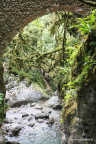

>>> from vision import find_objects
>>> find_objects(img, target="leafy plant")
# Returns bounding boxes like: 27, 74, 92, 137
0, 93, 5, 122
74, 9, 96, 35
0, 93, 4, 105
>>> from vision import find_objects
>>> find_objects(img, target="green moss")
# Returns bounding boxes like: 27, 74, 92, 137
62, 99, 77, 125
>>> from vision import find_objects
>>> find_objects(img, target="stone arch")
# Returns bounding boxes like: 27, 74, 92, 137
0, 0, 90, 56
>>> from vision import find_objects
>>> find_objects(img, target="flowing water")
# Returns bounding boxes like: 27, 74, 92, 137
2, 78, 64, 144
3, 102, 62, 144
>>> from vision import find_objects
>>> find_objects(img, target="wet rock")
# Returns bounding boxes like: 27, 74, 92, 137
53, 104, 62, 110
22, 113, 29, 118
28, 122, 35, 127
42, 109, 52, 114
11, 126, 22, 136
30, 103, 36, 107
45, 96, 62, 110
5, 141, 20, 144
6, 81, 18, 90
37, 119, 44, 123
35, 104, 43, 110
47, 117, 55, 125
28, 117, 33, 121
48, 110, 52, 114
35, 113, 49, 120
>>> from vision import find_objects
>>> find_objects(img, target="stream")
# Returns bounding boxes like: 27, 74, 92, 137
1, 75, 65, 144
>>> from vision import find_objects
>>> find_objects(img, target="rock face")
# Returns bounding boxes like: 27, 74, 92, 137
78, 75, 96, 140
77, 31, 96, 140
64, 30, 96, 144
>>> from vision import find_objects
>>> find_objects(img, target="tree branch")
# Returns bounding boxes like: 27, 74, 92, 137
79, 0, 96, 7
36, 48, 62, 61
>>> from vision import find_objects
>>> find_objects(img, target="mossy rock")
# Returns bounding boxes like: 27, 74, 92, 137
62, 99, 77, 126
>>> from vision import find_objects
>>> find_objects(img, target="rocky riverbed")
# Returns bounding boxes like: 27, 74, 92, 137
1, 75, 65, 144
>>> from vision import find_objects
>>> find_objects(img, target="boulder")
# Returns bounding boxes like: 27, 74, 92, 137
35, 112, 49, 120
22, 113, 29, 118
9, 125, 22, 137
35, 104, 43, 110
47, 117, 55, 125
28, 122, 35, 127
45, 96, 62, 110
6, 82, 49, 107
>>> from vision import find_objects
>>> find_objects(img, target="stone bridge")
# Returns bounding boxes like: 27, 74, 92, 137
0, 0, 96, 143
0, 0, 92, 56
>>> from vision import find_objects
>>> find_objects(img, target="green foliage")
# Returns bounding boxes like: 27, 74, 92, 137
0, 93, 4, 105
0, 93, 5, 123
4, 14, 59, 90
55, 10, 96, 105
74, 9, 96, 35
69, 10, 96, 89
